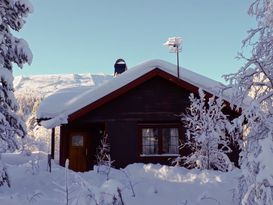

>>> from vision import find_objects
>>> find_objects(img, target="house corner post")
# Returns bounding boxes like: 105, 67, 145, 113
51, 127, 55, 159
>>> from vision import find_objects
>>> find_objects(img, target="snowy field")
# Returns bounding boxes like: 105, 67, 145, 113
0, 152, 239, 205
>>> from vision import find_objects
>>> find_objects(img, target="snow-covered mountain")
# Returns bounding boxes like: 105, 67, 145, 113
14, 73, 113, 97
14, 73, 113, 153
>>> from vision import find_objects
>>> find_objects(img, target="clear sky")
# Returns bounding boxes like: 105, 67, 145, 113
14, 0, 255, 83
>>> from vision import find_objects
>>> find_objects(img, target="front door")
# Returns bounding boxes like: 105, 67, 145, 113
68, 132, 88, 172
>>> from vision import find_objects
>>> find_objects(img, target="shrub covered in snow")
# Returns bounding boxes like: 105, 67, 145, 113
96, 132, 114, 180
181, 89, 234, 172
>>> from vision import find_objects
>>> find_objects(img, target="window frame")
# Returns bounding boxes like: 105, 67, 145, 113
137, 123, 182, 157
71, 135, 84, 147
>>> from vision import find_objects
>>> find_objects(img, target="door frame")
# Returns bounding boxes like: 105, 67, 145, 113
60, 123, 106, 171
68, 131, 90, 172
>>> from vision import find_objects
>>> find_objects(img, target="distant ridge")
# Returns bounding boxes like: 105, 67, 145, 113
14, 73, 113, 96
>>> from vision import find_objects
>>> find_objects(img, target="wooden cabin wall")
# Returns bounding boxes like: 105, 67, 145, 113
73, 76, 192, 168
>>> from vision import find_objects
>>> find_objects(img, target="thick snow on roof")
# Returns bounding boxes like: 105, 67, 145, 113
37, 59, 228, 128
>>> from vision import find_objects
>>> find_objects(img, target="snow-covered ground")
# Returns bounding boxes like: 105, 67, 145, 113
0, 153, 239, 205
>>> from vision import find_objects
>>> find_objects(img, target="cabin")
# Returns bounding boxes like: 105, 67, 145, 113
37, 59, 239, 172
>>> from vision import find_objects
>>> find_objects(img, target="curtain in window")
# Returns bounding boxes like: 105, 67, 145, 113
142, 128, 158, 154
162, 128, 179, 154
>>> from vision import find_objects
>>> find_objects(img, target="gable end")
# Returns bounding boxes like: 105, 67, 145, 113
69, 68, 205, 122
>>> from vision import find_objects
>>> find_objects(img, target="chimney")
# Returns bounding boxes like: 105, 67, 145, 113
114, 59, 127, 76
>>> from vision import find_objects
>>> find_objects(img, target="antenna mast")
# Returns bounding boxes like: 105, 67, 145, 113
164, 37, 182, 78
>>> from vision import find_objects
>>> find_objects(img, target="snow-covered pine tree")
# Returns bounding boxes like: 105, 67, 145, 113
0, 0, 33, 186
16, 90, 46, 153
223, 0, 273, 204
181, 89, 233, 172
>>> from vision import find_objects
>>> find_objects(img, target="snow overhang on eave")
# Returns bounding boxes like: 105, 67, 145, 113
36, 114, 68, 129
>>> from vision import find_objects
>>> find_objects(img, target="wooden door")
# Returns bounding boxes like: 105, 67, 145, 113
68, 132, 88, 172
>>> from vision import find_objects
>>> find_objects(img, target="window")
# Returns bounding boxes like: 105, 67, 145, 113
71, 135, 84, 147
139, 124, 180, 156
162, 128, 179, 154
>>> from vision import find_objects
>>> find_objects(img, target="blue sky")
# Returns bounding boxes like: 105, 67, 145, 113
14, 0, 255, 83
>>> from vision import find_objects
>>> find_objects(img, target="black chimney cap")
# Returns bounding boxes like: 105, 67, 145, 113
114, 59, 127, 76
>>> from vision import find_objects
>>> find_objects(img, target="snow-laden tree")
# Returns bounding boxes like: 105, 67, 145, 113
235, 103, 273, 205
223, 0, 273, 204
181, 89, 234, 172
16, 90, 48, 153
0, 0, 33, 186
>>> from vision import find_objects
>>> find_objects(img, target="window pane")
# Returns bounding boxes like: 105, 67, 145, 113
72, 135, 83, 147
162, 128, 179, 154
142, 128, 158, 154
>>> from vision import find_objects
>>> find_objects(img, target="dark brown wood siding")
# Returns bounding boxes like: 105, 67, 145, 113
78, 76, 191, 123
106, 121, 138, 168
73, 76, 191, 168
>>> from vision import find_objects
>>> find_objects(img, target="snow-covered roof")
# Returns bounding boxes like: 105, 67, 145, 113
37, 59, 229, 128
